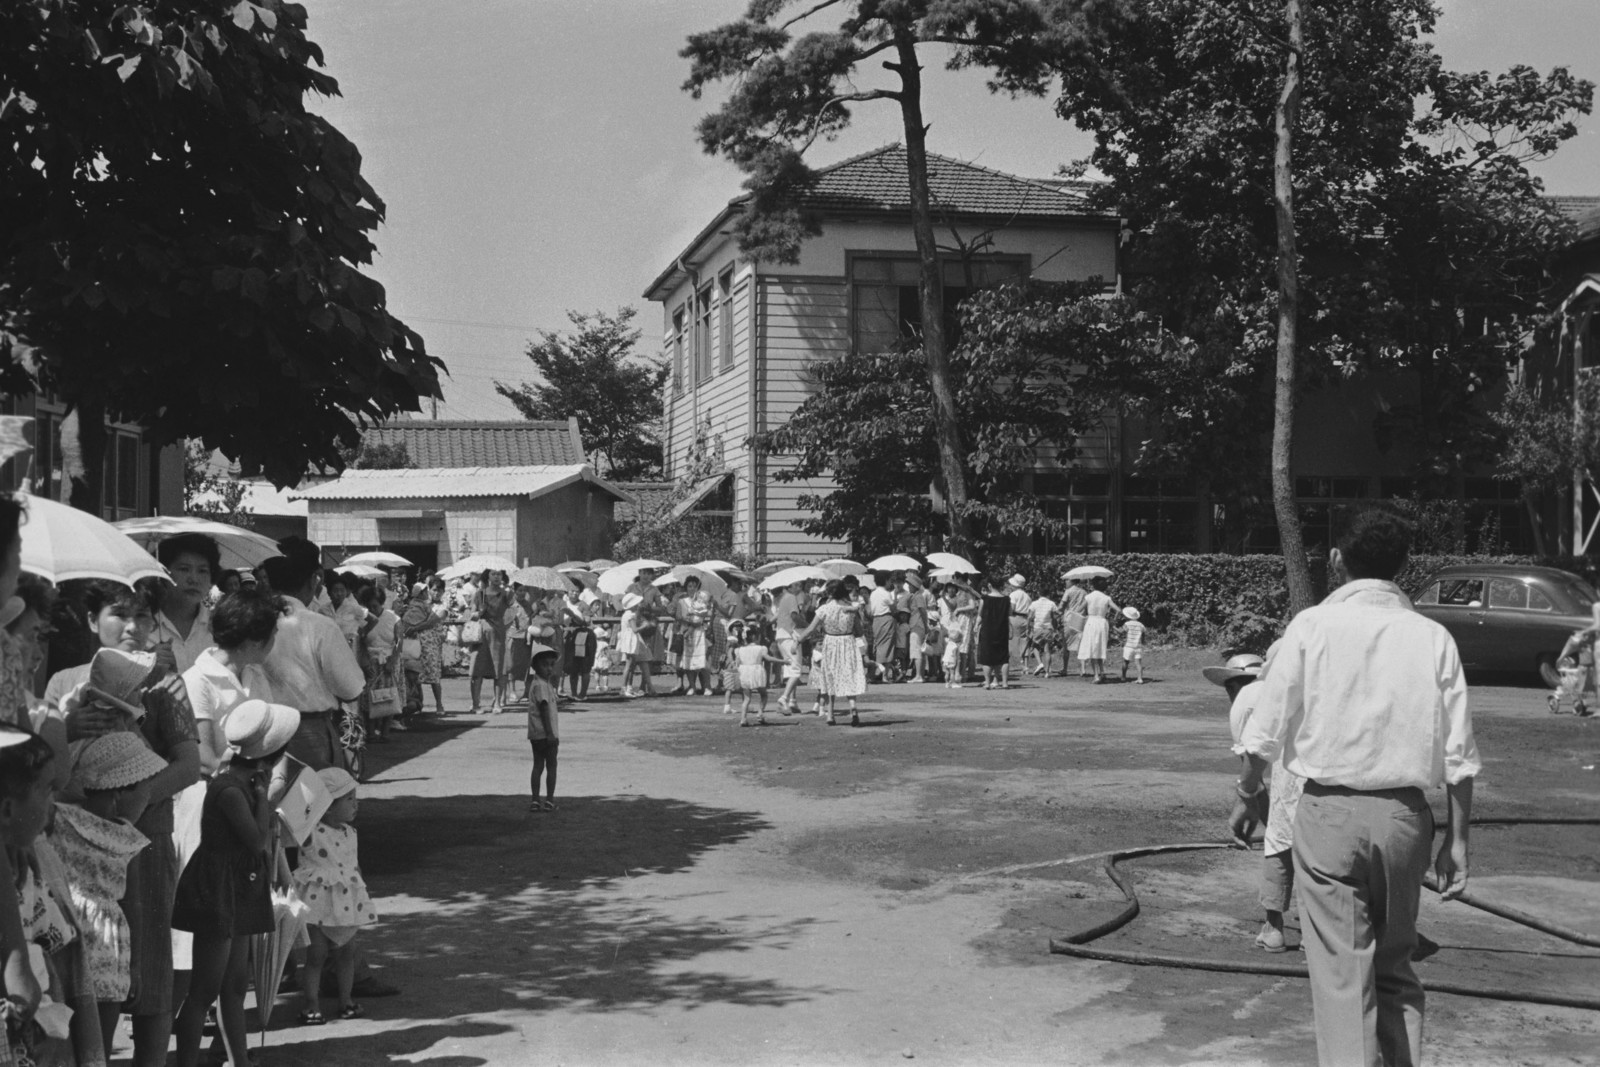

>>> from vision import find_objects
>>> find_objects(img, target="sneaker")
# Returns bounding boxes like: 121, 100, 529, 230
390, 721, 409, 732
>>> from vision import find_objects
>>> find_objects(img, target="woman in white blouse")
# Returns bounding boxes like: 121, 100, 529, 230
182, 588, 284, 773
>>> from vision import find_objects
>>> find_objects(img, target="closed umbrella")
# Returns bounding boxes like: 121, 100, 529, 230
867, 553, 921, 571
1063, 565, 1114, 581
758, 565, 832, 592
252, 849, 308, 1045
597, 558, 671, 597
340, 550, 412, 569
817, 558, 867, 577
654, 564, 728, 598
19, 493, 167, 586
926, 551, 979, 574
511, 566, 577, 593
114, 516, 282, 573
438, 554, 518, 580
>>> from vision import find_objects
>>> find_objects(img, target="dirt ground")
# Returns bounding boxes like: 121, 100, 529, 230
181, 654, 1600, 1067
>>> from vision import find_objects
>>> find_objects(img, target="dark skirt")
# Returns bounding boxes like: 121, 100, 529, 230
171, 847, 272, 940
121, 826, 178, 1014
977, 596, 1011, 667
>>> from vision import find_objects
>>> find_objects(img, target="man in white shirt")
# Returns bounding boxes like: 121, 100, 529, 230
1006, 574, 1032, 672
1233, 508, 1480, 1067
261, 537, 365, 770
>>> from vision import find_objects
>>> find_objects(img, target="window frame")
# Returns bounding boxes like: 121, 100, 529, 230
717, 269, 735, 372
845, 250, 1031, 357
693, 284, 714, 385
671, 307, 686, 394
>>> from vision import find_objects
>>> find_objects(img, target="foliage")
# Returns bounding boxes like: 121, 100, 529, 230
1492, 368, 1600, 494
494, 307, 667, 481
762, 282, 1138, 557
613, 515, 735, 568
182, 441, 253, 528
682, 0, 1107, 550
0, 0, 442, 499
1053, 0, 1592, 526
351, 440, 411, 470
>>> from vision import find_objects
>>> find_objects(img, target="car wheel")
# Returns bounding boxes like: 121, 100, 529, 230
1538, 654, 1562, 689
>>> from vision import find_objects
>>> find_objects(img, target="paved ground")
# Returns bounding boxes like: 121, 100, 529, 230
170, 657, 1600, 1066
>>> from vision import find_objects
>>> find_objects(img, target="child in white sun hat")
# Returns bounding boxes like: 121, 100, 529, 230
1119, 607, 1147, 684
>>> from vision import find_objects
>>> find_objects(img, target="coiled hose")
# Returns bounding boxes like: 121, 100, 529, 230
1047, 818, 1600, 1011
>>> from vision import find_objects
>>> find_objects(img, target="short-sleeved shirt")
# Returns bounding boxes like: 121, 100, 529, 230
1122, 620, 1146, 649
262, 600, 365, 712
183, 648, 273, 762
868, 588, 895, 618
1008, 588, 1032, 616
528, 677, 560, 740
1028, 597, 1058, 630
153, 605, 213, 674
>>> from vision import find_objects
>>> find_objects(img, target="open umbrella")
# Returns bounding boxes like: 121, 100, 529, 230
114, 516, 283, 573
438, 554, 518, 580
511, 566, 577, 593
692, 559, 739, 573
557, 566, 599, 590
926, 551, 979, 574
19, 494, 168, 586
554, 560, 592, 572
336, 563, 385, 579
597, 558, 671, 597
929, 568, 977, 595
588, 558, 620, 571
1063, 565, 1114, 581
340, 550, 412, 569
867, 553, 921, 572
751, 560, 803, 578
654, 564, 728, 598
817, 558, 867, 577
758, 564, 832, 592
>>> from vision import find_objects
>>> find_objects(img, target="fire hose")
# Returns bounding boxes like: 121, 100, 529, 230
1047, 818, 1600, 1011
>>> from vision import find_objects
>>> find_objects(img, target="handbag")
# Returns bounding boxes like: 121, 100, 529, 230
369, 684, 399, 713
400, 637, 423, 660
669, 632, 685, 655
460, 619, 484, 646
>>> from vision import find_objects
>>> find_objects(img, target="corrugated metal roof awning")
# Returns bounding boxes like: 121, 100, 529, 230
666, 472, 732, 521
291, 465, 634, 504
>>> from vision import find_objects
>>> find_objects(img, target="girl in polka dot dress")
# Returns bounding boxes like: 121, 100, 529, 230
295, 768, 377, 1025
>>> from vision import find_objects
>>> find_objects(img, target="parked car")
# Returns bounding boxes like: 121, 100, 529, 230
1411, 564, 1597, 685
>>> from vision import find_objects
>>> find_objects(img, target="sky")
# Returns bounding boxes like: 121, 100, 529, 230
305, 0, 1600, 421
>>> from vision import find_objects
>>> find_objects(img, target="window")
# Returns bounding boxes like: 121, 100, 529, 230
1429, 578, 1484, 607
849, 255, 1026, 355
1528, 585, 1555, 612
671, 308, 685, 393
717, 271, 735, 371
1486, 578, 1526, 610
98, 429, 142, 520
1122, 476, 1197, 553
693, 286, 713, 384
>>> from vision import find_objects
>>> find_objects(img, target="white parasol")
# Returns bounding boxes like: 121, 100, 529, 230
597, 558, 671, 597
588, 558, 620, 571
336, 563, 385, 579
114, 516, 283, 573
438, 554, 518, 580
1063, 565, 1114, 581
867, 554, 921, 572
750, 560, 803, 578
817, 558, 867, 577
339, 550, 413, 569
758, 564, 832, 592
653, 564, 729, 598
926, 551, 979, 574
511, 566, 577, 593
692, 559, 740, 573
20, 494, 168, 586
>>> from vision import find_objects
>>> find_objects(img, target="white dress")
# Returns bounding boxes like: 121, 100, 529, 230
1078, 590, 1116, 661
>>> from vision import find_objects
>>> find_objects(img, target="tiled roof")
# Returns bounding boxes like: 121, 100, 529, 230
362, 419, 585, 468
291, 465, 631, 503
1550, 195, 1600, 243
614, 481, 677, 524
793, 144, 1106, 218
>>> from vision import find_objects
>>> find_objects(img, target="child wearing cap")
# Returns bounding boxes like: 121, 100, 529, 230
719, 620, 746, 716
50, 732, 166, 1058
171, 700, 299, 1067
294, 768, 375, 1025
527, 645, 561, 812
1118, 607, 1147, 684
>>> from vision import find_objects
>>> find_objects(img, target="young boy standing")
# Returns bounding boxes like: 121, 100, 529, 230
526, 645, 561, 812
1119, 607, 1147, 684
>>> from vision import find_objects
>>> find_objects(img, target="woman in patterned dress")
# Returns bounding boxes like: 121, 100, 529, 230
794, 580, 866, 726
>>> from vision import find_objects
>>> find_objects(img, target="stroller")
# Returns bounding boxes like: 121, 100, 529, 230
1548, 629, 1597, 717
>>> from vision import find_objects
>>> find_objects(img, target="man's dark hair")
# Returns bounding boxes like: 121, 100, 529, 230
1335, 507, 1414, 581
274, 536, 322, 592
211, 589, 287, 648
0, 726, 54, 801
157, 532, 221, 577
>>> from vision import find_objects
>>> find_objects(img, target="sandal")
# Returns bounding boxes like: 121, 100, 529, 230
299, 1009, 326, 1026
850, 713, 860, 727
528, 801, 543, 812
542, 799, 559, 811
338, 1003, 365, 1020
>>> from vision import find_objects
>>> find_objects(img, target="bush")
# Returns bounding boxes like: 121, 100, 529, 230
613, 515, 735, 566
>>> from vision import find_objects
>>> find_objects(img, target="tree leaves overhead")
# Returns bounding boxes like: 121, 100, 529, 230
494, 307, 668, 482
0, 0, 441, 488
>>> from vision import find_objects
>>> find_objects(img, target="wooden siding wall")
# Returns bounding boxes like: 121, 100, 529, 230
757, 276, 849, 558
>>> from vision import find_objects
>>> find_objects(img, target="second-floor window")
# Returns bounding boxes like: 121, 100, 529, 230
672, 308, 686, 393
717, 270, 735, 371
693, 285, 713, 384
850, 255, 1027, 356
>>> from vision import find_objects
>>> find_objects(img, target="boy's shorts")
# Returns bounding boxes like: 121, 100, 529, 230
530, 738, 560, 757
1122, 647, 1142, 662
780, 638, 803, 680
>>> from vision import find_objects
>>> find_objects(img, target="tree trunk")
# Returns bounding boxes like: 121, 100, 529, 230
894, 32, 974, 557
64, 395, 108, 515
1271, 0, 1314, 616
